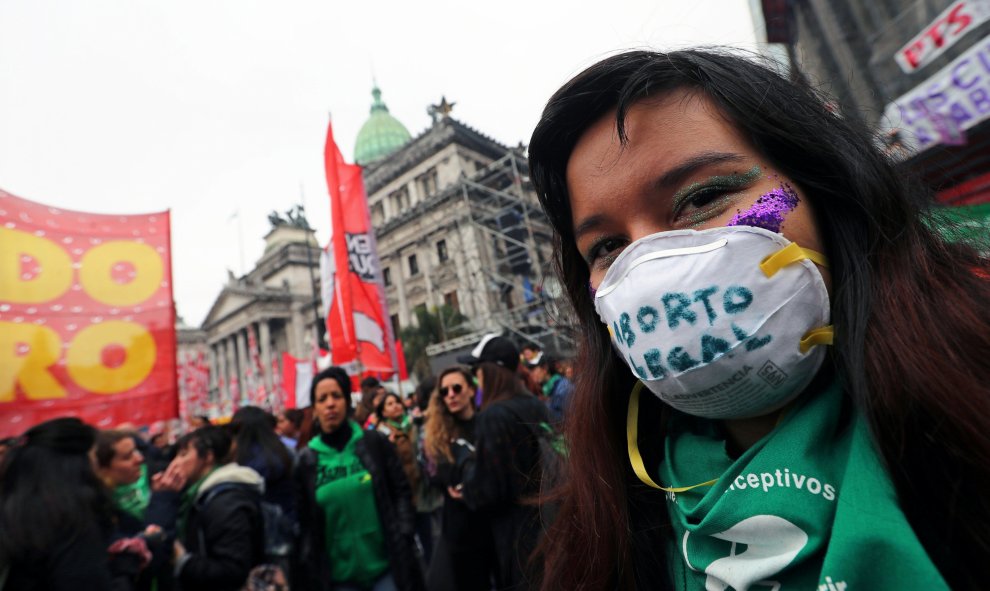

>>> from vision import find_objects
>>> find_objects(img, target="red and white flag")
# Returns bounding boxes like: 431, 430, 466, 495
321, 121, 399, 377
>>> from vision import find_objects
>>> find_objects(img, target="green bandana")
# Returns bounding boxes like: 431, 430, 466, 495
542, 374, 562, 398
386, 415, 411, 432
113, 463, 151, 521
631, 381, 948, 590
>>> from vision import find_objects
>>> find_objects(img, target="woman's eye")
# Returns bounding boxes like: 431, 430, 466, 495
586, 237, 626, 267
687, 188, 723, 209
673, 186, 736, 225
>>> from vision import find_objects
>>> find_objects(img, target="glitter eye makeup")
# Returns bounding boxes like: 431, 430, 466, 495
670, 165, 762, 217
727, 183, 800, 233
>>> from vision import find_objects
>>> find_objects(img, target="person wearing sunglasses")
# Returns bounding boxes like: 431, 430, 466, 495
422, 365, 494, 591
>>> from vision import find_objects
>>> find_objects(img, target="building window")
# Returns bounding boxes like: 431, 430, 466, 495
444, 290, 459, 313
436, 239, 448, 263
382, 267, 391, 287
408, 254, 419, 276
389, 186, 411, 214
391, 314, 400, 337
416, 168, 438, 198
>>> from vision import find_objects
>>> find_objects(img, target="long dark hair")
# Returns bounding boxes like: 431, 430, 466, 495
230, 406, 293, 478
477, 361, 530, 410
528, 49, 990, 590
375, 392, 406, 423
0, 418, 112, 563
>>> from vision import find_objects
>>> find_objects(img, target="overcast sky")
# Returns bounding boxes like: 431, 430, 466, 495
0, 1, 761, 325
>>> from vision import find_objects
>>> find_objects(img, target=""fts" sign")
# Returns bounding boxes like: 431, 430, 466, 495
895, 0, 990, 73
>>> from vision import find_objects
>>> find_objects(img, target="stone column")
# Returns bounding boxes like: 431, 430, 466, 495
382, 194, 393, 220
207, 345, 219, 405
394, 252, 411, 327
259, 319, 274, 394
290, 308, 306, 358
422, 240, 437, 310
452, 230, 476, 319
236, 329, 249, 404
217, 337, 231, 405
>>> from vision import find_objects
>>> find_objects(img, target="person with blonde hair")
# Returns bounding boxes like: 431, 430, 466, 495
422, 365, 494, 590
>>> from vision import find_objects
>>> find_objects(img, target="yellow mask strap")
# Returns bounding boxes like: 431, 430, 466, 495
626, 381, 718, 493
760, 242, 828, 278
800, 325, 834, 353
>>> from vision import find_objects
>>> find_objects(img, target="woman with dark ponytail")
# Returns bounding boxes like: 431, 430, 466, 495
528, 49, 990, 590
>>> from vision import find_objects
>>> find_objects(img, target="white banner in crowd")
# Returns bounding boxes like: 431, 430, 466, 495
883, 37, 990, 156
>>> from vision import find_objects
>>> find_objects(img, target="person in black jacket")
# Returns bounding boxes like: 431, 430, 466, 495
294, 366, 424, 591
0, 418, 151, 591
454, 334, 552, 591
167, 425, 264, 591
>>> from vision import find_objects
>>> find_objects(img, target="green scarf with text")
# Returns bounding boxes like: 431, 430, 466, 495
654, 381, 947, 590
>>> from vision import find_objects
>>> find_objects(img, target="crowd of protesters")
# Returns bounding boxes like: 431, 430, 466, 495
0, 333, 572, 591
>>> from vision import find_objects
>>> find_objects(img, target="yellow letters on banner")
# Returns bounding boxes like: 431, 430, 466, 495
66, 321, 157, 394
80, 241, 163, 307
0, 227, 73, 304
0, 226, 165, 400
1, 320, 157, 401
0, 323, 67, 401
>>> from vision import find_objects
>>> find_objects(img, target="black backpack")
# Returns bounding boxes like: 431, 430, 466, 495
198, 484, 297, 573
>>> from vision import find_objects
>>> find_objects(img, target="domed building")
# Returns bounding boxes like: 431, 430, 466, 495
353, 85, 412, 166
357, 93, 574, 371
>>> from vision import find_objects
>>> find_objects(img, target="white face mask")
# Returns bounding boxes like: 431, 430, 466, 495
593, 226, 832, 420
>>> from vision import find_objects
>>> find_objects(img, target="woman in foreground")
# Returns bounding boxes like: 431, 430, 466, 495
528, 49, 990, 590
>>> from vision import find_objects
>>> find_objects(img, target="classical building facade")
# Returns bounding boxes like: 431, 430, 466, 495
356, 91, 573, 365
193, 88, 575, 411
200, 213, 323, 407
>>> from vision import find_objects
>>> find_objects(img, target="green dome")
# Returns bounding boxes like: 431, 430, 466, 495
353, 85, 412, 165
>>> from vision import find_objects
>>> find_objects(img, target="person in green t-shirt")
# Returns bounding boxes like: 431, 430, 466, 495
294, 366, 424, 591
524, 49, 990, 591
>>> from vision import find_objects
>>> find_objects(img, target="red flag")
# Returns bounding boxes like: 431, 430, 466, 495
396, 339, 409, 381
322, 121, 399, 376
282, 352, 297, 409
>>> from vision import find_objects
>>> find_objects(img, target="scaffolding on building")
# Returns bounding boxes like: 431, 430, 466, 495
425, 148, 577, 362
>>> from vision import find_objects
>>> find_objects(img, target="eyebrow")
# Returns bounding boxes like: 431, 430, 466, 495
656, 151, 746, 191
572, 151, 745, 242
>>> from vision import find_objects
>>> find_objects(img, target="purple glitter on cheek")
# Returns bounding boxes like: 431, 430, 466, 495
588, 282, 597, 298
727, 183, 800, 233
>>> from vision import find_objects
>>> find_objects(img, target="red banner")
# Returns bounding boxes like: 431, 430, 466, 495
0, 189, 177, 436
321, 121, 399, 376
